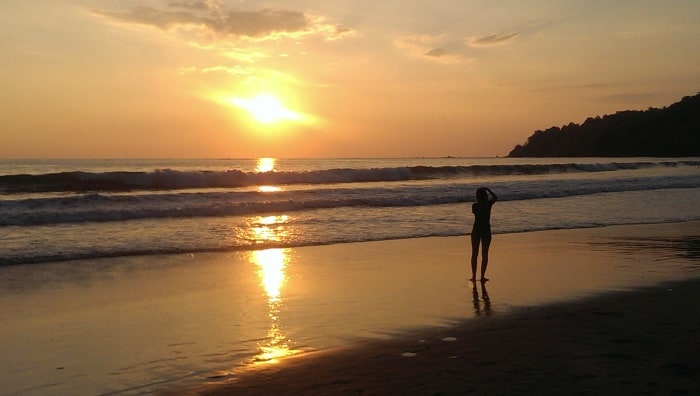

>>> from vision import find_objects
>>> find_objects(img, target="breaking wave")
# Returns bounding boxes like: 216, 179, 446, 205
1, 160, 697, 193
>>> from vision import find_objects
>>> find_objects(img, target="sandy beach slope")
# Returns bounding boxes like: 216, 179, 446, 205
2, 222, 698, 395
182, 222, 700, 396
191, 279, 700, 396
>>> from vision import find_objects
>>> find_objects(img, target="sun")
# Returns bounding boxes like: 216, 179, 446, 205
229, 94, 302, 124
214, 90, 318, 127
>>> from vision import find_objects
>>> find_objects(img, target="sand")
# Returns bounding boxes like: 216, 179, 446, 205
190, 279, 700, 396
182, 222, 700, 396
1, 222, 699, 395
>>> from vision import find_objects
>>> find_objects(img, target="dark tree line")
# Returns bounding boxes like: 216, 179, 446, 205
508, 93, 700, 157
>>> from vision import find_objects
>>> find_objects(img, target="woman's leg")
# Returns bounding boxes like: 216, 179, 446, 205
470, 233, 480, 280
480, 235, 492, 281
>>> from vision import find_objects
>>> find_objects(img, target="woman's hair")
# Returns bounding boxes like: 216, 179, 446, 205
476, 187, 488, 204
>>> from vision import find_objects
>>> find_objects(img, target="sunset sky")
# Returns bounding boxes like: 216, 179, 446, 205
1, 0, 698, 159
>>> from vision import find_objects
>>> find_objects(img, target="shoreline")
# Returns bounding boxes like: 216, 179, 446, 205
3, 218, 697, 269
1, 221, 698, 395
189, 277, 700, 395
180, 221, 700, 395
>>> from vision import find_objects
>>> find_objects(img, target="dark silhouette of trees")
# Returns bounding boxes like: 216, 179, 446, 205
508, 93, 700, 157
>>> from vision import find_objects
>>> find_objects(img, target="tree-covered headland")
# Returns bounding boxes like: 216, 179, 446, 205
508, 93, 700, 157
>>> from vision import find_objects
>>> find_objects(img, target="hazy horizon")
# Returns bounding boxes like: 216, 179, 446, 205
2, 1, 699, 159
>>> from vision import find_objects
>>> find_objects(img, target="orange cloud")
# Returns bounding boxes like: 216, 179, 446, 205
394, 34, 471, 64
467, 32, 518, 47
93, 2, 353, 43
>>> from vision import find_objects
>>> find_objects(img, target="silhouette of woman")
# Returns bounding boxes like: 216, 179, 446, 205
470, 187, 497, 281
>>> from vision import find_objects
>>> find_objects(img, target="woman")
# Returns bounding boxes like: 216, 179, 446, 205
471, 187, 497, 281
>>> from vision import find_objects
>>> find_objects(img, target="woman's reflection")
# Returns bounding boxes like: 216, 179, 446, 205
472, 281, 492, 317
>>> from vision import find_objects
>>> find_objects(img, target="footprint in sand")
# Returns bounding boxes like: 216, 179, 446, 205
442, 337, 457, 342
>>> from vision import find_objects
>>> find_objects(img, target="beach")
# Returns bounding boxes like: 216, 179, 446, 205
4, 221, 698, 395
192, 278, 700, 396
186, 222, 700, 396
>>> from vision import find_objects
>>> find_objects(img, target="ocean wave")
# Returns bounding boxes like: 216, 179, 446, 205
2, 184, 699, 266
1, 160, 697, 193
1, 173, 698, 226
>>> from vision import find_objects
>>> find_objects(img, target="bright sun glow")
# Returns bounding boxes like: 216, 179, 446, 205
256, 157, 276, 173
230, 95, 302, 124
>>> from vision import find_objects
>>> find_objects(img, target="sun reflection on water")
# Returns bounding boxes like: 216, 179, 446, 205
247, 215, 290, 244
258, 185, 282, 192
251, 248, 295, 363
256, 157, 276, 173
254, 249, 286, 301
244, 197, 297, 363
255, 157, 282, 193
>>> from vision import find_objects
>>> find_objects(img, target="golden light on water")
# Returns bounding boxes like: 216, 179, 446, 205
258, 185, 282, 192
253, 249, 287, 301
256, 157, 276, 173
246, 211, 296, 364
248, 215, 290, 243
257, 323, 292, 364
258, 215, 287, 225
250, 248, 295, 363
255, 158, 282, 192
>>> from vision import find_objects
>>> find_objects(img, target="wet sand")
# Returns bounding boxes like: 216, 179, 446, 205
185, 222, 700, 396
191, 278, 700, 396
1, 222, 698, 395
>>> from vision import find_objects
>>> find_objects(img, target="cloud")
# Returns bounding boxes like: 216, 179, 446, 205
166, 1, 219, 11
424, 48, 449, 58
93, 2, 353, 43
396, 29, 521, 64
178, 65, 251, 76
395, 34, 471, 64
467, 33, 518, 47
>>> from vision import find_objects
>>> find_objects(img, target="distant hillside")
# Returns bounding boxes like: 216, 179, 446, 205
507, 93, 700, 157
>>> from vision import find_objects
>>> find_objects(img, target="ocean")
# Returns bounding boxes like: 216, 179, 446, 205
1, 157, 699, 266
